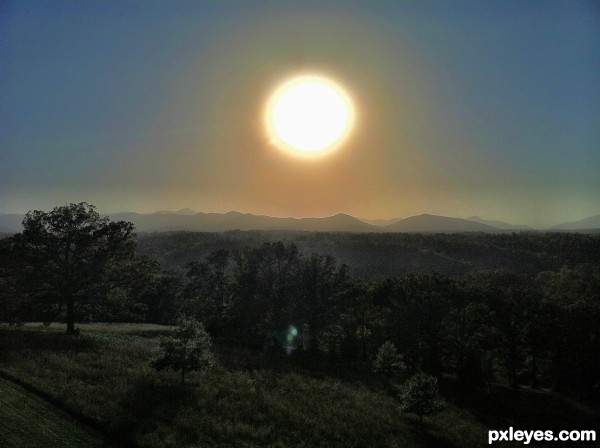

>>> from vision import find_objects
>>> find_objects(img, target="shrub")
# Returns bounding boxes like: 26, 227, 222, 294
398, 373, 443, 426
152, 316, 214, 384
373, 341, 406, 375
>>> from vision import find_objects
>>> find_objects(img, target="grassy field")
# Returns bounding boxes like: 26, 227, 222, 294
0, 323, 598, 447
0, 377, 102, 448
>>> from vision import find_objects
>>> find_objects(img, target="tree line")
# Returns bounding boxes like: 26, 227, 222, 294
135, 227, 600, 278
1, 203, 599, 398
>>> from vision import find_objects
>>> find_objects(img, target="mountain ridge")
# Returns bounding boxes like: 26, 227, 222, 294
1, 210, 599, 233
384, 214, 498, 233
468, 216, 532, 230
550, 214, 600, 230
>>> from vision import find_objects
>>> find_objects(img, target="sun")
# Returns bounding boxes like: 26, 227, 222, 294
266, 75, 355, 158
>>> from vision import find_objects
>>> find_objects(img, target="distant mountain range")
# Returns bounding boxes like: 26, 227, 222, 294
107, 211, 377, 233
360, 217, 403, 227
1, 210, 599, 234
154, 208, 197, 215
550, 214, 600, 230
467, 216, 532, 230
385, 214, 498, 233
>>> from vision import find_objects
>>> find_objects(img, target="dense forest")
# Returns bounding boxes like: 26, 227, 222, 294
2, 204, 599, 401
137, 229, 600, 278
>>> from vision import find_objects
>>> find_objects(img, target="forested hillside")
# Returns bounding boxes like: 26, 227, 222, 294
137, 231, 600, 278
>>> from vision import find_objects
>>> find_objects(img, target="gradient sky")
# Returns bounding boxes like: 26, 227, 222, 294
1, 1, 599, 226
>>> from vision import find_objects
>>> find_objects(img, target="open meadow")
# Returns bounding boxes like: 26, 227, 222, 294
1, 323, 598, 448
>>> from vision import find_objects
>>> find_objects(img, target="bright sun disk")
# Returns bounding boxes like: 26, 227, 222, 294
266, 75, 354, 157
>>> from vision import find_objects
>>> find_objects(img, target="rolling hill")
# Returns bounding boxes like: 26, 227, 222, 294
384, 214, 498, 233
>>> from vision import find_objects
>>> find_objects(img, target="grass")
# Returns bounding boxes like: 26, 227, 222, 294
0, 323, 598, 447
0, 377, 102, 448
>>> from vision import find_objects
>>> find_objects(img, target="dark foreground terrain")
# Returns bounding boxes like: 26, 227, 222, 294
2, 214, 599, 448
1, 323, 598, 448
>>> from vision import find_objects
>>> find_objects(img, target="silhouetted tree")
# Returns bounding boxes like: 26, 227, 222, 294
0, 237, 25, 323
229, 242, 301, 345
184, 249, 230, 332
379, 274, 455, 374
336, 279, 383, 361
297, 253, 348, 352
474, 270, 538, 388
116, 256, 183, 324
444, 277, 491, 387
6, 203, 135, 334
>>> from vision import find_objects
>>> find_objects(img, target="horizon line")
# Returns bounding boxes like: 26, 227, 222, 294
2, 207, 600, 229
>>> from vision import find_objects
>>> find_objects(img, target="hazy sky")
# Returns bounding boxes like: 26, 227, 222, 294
1, 1, 599, 226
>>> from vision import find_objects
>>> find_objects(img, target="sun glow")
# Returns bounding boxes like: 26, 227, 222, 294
266, 75, 355, 158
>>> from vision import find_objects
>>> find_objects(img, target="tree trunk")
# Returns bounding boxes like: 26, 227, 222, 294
531, 352, 539, 389
509, 340, 518, 389
66, 299, 75, 335
309, 320, 319, 353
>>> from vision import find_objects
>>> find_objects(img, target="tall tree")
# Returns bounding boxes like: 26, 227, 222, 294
474, 270, 538, 389
297, 253, 348, 352
8, 203, 135, 334
184, 249, 231, 331
380, 274, 455, 374
229, 242, 300, 345
0, 237, 27, 323
537, 265, 600, 394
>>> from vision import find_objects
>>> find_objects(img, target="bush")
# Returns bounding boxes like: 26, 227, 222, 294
152, 316, 214, 384
398, 373, 443, 426
373, 341, 406, 375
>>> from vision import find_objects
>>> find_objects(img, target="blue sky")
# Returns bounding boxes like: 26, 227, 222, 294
1, 1, 598, 226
